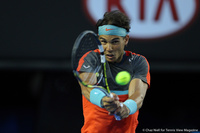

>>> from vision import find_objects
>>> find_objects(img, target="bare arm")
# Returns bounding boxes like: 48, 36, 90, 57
80, 72, 120, 111
128, 78, 148, 110
79, 72, 97, 101
113, 78, 148, 119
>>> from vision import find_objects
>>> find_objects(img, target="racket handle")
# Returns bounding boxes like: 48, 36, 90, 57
114, 114, 121, 121
109, 93, 123, 121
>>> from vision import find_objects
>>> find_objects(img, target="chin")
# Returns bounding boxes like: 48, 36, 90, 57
106, 59, 116, 63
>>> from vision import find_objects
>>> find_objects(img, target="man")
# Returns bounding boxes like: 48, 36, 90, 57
77, 10, 150, 133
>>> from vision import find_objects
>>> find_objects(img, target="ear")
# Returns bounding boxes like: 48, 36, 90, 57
124, 35, 129, 46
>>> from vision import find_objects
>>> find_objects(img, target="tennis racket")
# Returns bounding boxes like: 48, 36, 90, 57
71, 30, 121, 120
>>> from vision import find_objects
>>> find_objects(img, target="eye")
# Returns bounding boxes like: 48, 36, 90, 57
100, 40, 107, 45
111, 40, 119, 44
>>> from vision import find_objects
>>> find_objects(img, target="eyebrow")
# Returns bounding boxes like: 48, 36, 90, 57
99, 37, 120, 41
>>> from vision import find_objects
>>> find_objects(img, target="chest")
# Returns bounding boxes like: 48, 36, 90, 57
105, 58, 135, 91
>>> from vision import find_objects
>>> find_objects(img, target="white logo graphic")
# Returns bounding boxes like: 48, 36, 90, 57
83, 64, 90, 69
83, 0, 199, 40
129, 57, 134, 63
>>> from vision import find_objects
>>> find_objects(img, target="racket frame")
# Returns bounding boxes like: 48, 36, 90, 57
71, 30, 121, 120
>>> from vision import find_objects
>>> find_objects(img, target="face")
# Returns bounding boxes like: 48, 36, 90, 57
99, 35, 129, 63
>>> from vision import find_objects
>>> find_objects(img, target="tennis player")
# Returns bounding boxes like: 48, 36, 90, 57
77, 10, 150, 133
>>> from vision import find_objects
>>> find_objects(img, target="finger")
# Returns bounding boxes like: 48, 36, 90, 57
120, 111, 129, 119
108, 111, 115, 115
104, 104, 118, 112
110, 93, 119, 101
104, 101, 122, 112
114, 107, 121, 116
103, 100, 120, 108
103, 100, 117, 107
102, 96, 115, 103
113, 102, 123, 113
112, 103, 128, 119
118, 105, 130, 119
108, 101, 121, 110
119, 109, 127, 119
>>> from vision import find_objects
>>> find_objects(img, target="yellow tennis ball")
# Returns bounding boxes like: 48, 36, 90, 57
115, 71, 131, 85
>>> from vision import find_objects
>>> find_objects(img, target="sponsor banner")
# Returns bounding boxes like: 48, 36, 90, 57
83, 0, 199, 40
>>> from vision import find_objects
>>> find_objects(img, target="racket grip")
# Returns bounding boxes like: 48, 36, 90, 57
109, 93, 123, 121
114, 114, 121, 121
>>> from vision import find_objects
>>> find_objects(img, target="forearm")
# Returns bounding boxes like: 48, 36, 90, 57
128, 89, 146, 110
127, 78, 148, 110
79, 72, 96, 101
79, 82, 93, 101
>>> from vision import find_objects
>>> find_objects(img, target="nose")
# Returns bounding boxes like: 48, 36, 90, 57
105, 43, 113, 51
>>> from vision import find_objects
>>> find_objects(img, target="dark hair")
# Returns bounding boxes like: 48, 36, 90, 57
96, 10, 131, 32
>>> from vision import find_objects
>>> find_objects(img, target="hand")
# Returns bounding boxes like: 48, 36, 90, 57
110, 103, 130, 120
101, 93, 120, 112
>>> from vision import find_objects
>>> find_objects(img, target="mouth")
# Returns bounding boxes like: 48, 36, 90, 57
106, 54, 115, 59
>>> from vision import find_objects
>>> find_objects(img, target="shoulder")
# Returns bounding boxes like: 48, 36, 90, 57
125, 51, 150, 85
81, 49, 100, 60
125, 51, 149, 63
77, 49, 100, 71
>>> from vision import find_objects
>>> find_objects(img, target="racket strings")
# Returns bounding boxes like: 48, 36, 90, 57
81, 65, 102, 85
75, 34, 104, 86
72, 31, 108, 92
75, 35, 99, 69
